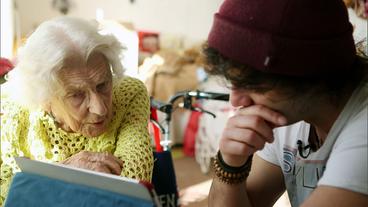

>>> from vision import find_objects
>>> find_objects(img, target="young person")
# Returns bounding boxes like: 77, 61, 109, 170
203, 0, 368, 206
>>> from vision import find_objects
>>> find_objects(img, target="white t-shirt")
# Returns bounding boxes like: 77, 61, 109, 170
257, 81, 368, 207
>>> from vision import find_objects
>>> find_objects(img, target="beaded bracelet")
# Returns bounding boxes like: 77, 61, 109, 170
213, 151, 253, 185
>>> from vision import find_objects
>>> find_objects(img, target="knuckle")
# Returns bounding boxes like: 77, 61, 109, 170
251, 116, 263, 126
219, 137, 228, 147
80, 151, 88, 157
246, 130, 258, 139
238, 144, 249, 155
254, 105, 265, 112
102, 152, 109, 159
233, 109, 242, 116
220, 131, 232, 139
92, 165, 102, 172
259, 142, 266, 150
222, 128, 233, 138
95, 162, 104, 168
228, 115, 238, 124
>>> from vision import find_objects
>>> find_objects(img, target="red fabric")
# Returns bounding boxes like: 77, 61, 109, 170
138, 31, 160, 53
183, 111, 202, 157
0, 58, 14, 76
150, 108, 163, 152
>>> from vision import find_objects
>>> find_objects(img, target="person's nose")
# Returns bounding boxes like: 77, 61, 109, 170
88, 92, 107, 116
230, 89, 253, 107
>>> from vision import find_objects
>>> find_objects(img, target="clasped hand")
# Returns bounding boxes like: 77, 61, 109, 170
61, 151, 124, 175
220, 105, 287, 167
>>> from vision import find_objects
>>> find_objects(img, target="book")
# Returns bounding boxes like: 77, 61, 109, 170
14, 157, 161, 206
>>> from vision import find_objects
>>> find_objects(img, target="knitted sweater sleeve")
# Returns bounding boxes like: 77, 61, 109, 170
113, 78, 154, 182
0, 99, 30, 206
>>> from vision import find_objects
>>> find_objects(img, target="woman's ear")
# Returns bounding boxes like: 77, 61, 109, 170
42, 101, 59, 124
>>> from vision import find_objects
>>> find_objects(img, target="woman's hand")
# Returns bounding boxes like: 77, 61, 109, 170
61, 151, 124, 175
219, 105, 287, 167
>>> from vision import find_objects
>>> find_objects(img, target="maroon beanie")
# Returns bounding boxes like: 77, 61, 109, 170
208, 0, 356, 76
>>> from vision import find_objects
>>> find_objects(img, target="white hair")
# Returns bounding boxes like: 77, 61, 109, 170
5, 16, 125, 110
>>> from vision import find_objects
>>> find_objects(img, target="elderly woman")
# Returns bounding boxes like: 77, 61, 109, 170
0, 17, 153, 204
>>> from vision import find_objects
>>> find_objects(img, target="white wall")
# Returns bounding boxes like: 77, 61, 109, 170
1, 0, 15, 58
15, 0, 223, 41
15, 0, 60, 37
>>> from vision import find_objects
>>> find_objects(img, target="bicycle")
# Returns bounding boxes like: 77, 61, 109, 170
149, 90, 229, 207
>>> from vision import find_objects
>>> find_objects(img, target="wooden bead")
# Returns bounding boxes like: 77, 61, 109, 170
212, 152, 252, 185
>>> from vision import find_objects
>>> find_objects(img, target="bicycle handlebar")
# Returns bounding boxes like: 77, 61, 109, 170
150, 90, 229, 150
151, 90, 229, 117
168, 90, 229, 104
150, 98, 173, 114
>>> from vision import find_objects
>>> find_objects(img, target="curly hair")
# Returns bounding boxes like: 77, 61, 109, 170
202, 43, 367, 102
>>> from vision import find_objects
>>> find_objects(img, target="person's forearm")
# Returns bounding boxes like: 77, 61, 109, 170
209, 178, 253, 207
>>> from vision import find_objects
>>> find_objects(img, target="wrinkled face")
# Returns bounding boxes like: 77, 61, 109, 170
49, 53, 113, 137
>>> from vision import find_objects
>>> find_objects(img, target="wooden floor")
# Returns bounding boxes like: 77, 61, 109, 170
173, 154, 212, 207
172, 147, 291, 207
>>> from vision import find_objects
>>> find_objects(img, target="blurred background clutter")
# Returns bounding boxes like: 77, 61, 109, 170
1, 0, 367, 206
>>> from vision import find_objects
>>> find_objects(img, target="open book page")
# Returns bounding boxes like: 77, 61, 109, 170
14, 157, 160, 205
